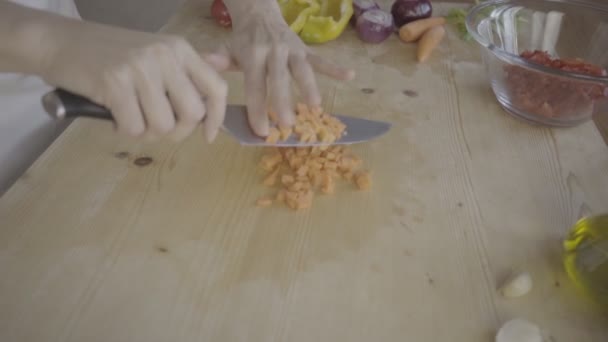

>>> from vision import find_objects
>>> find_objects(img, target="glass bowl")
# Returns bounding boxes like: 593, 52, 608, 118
466, 0, 608, 127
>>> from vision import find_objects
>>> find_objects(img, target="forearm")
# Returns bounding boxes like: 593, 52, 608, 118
0, 2, 74, 75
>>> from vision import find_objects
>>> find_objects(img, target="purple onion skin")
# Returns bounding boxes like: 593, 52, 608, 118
356, 9, 394, 44
351, 0, 380, 26
391, 0, 432, 28
354, 0, 380, 17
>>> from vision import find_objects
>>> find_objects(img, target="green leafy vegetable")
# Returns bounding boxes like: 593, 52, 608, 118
447, 8, 471, 41
446, 0, 491, 41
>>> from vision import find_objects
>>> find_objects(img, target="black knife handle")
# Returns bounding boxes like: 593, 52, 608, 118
42, 88, 114, 121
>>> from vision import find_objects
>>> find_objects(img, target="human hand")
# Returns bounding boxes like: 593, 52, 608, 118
40, 19, 228, 142
208, 0, 355, 137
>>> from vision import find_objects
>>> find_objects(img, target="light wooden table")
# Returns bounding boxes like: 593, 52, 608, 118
1, 1, 607, 341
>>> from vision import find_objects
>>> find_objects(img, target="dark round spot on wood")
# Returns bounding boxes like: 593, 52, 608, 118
457, 202, 463, 207
156, 246, 168, 253
114, 151, 130, 159
554, 280, 560, 288
402, 89, 419, 97
134, 157, 153, 167
361, 88, 375, 94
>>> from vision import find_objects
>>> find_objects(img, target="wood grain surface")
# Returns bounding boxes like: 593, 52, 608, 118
0, 1, 607, 342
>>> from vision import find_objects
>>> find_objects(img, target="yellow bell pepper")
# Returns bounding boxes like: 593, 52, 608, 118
299, 0, 353, 44
278, 0, 353, 44
278, 0, 320, 34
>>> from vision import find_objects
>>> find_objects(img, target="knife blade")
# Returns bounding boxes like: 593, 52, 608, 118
42, 88, 391, 147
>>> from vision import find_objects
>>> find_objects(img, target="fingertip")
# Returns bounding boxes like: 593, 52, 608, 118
278, 110, 296, 128
250, 118, 270, 137
254, 125, 269, 138
120, 121, 146, 138
205, 130, 217, 143
142, 131, 160, 143
202, 120, 219, 143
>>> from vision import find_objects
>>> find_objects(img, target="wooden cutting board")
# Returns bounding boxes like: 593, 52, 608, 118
1, 1, 607, 341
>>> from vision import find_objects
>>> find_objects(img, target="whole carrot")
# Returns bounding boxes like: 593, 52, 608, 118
399, 16, 446, 43
417, 25, 445, 63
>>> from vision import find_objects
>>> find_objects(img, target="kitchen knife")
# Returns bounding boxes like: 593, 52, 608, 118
41, 88, 391, 147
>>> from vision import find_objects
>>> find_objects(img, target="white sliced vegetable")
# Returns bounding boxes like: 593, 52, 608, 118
502, 6, 523, 54
496, 319, 542, 342
542, 11, 564, 57
498, 271, 533, 298
530, 11, 546, 51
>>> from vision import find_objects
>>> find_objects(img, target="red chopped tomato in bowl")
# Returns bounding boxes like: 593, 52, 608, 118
504, 50, 608, 120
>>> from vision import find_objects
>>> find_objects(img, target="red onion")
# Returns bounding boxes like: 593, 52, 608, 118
391, 0, 432, 28
356, 9, 394, 44
354, 0, 380, 18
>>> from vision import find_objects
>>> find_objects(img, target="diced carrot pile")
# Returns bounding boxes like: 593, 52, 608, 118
256, 103, 371, 210
265, 103, 347, 145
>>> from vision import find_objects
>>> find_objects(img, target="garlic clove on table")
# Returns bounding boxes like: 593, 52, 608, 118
498, 271, 533, 298
496, 318, 543, 342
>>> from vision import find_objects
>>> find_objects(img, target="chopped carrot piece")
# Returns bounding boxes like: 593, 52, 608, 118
343, 172, 354, 182
256, 104, 371, 210
294, 124, 306, 135
263, 168, 280, 187
296, 103, 309, 115
256, 197, 273, 207
285, 191, 299, 210
311, 105, 323, 116
355, 171, 371, 190
268, 110, 278, 124
321, 174, 335, 194
290, 182, 304, 192
324, 161, 338, 171
276, 190, 287, 202
296, 148, 309, 157
284, 148, 295, 159
266, 127, 280, 144
338, 156, 356, 172
295, 190, 314, 209
279, 126, 293, 141
329, 146, 343, 154
289, 156, 304, 170
309, 160, 323, 170
296, 165, 309, 177
281, 174, 295, 185
259, 153, 282, 171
